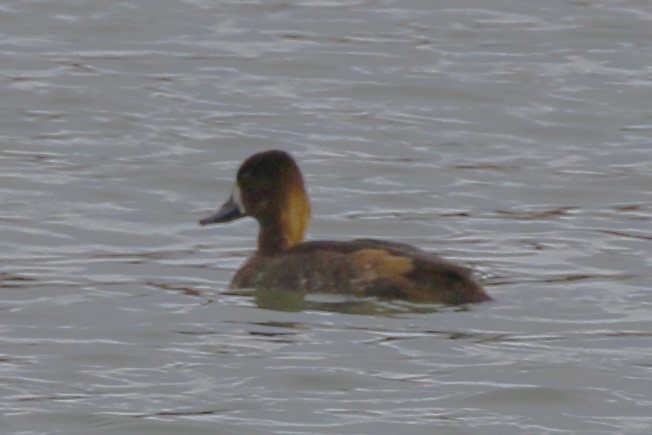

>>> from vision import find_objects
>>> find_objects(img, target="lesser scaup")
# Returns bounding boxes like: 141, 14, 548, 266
200, 150, 491, 305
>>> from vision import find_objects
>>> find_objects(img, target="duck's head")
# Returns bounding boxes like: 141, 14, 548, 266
199, 150, 311, 254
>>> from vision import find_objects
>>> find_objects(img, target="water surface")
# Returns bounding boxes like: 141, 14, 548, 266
1, 0, 651, 434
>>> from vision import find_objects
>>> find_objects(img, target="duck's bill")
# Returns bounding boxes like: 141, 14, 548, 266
199, 195, 245, 225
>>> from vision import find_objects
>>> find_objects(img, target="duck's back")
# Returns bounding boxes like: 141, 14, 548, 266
231, 238, 490, 305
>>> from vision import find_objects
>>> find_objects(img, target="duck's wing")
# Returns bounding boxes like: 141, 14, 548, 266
288, 238, 432, 258
273, 239, 490, 304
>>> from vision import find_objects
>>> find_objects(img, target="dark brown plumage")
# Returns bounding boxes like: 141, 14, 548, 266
200, 150, 491, 305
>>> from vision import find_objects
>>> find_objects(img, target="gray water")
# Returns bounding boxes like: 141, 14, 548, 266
1, 0, 652, 434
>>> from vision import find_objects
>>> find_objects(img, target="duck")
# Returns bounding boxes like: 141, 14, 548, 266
199, 150, 491, 305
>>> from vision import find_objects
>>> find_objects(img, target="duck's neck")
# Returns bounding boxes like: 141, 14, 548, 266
257, 187, 310, 256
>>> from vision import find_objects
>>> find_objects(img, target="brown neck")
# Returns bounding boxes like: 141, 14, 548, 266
256, 187, 310, 256
257, 222, 293, 255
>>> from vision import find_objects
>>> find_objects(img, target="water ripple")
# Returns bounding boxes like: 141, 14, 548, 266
2, 0, 652, 433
